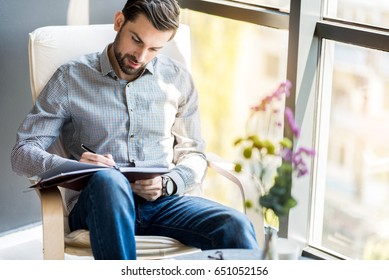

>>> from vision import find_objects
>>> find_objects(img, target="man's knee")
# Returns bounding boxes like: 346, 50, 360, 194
88, 169, 132, 201
91, 169, 128, 185
217, 210, 259, 249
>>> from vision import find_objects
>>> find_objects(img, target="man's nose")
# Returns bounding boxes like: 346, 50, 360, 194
134, 47, 147, 63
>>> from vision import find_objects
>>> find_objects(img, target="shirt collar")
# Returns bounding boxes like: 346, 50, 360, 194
100, 45, 115, 78
100, 44, 155, 80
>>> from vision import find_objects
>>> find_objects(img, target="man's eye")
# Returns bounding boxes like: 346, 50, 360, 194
132, 37, 141, 44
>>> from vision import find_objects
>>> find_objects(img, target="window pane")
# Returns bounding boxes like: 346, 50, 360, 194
315, 41, 389, 259
180, 10, 288, 208
232, 0, 289, 11
326, 0, 389, 29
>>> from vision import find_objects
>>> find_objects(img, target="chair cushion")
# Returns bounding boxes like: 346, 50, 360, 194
64, 229, 200, 259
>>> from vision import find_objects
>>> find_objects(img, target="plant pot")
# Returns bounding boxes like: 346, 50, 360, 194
262, 227, 301, 260
277, 237, 301, 260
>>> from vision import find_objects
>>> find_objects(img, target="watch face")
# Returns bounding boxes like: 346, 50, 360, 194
166, 179, 174, 195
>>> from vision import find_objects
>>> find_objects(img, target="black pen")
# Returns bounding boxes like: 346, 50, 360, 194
81, 144, 119, 170
81, 143, 96, 154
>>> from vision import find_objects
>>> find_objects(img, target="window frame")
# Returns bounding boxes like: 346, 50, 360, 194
179, 0, 389, 260
179, 0, 289, 29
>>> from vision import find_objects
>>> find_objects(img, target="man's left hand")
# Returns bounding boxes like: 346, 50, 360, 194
131, 176, 163, 201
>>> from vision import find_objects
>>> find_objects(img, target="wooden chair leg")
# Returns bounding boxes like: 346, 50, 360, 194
37, 187, 65, 260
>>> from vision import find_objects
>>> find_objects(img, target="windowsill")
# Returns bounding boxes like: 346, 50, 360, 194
302, 247, 344, 260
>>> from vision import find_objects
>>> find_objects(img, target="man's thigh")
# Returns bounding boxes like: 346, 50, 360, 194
136, 195, 249, 249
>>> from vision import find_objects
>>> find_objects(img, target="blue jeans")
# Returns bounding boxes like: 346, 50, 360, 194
69, 169, 259, 260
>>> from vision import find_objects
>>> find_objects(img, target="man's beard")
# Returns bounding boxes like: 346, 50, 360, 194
114, 49, 145, 77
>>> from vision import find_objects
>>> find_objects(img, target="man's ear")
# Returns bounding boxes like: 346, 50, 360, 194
113, 11, 125, 31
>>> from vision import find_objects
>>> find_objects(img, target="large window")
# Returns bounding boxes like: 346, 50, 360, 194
180, 0, 389, 260
312, 42, 389, 259
180, 9, 288, 209
326, 0, 389, 29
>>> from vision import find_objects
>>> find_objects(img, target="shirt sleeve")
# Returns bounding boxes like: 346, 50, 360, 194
10, 66, 71, 179
168, 70, 208, 195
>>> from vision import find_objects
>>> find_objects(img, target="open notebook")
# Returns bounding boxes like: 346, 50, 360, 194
30, 160, 169, 191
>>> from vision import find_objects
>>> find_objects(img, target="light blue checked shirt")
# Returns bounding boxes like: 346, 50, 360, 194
11, 45, 207, 209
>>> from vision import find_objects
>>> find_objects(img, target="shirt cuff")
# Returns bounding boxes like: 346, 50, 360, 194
165, 171, 186, 195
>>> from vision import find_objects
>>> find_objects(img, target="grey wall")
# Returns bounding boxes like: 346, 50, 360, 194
0, 0, 123, 235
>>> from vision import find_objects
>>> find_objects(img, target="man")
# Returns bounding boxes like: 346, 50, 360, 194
11, 0, 258, 259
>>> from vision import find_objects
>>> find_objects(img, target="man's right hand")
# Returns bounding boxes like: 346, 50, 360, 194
80, 152, 117, 167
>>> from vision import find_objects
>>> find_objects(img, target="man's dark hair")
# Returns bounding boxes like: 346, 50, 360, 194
122, 0, 180, 37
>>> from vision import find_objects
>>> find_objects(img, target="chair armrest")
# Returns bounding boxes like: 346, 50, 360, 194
206, 152, 265, 247
206, 152, 248, 213
36, 187, 65, 259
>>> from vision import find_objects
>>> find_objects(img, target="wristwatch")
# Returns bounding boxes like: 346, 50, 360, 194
161, 176, 176, 196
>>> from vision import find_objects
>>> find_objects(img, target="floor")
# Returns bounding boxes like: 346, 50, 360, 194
0, 224, 91, 260
0, 224, 43, 260
0, 225, 307, 261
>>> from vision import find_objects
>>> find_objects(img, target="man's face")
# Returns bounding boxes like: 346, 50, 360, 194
112, 13, 174, 79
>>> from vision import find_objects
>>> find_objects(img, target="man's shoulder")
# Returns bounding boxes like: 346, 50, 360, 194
67, 52, 100, 67
154, 54, 190, 73
57, 52, 102, 74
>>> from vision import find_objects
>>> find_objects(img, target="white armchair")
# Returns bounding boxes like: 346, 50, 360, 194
28, 24, 263, 260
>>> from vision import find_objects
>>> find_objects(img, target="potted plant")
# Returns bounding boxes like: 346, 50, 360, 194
234, 81, 315, 259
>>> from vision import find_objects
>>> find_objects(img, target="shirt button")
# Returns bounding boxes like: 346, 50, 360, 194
130, 134, 134, 138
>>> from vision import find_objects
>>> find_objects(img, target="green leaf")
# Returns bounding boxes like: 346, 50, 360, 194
269, 185, 287, 196
285, 198, 297, 209
273, 204, 287, 216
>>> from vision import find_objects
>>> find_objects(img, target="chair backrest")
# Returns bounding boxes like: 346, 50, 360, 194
28, 24, 192, 102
